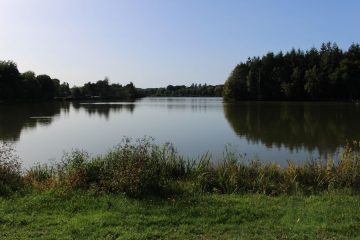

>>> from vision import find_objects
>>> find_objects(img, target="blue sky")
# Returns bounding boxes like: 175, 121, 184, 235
1, 0, 359, 87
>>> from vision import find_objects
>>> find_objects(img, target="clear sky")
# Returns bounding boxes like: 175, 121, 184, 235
1, 0, 359, 88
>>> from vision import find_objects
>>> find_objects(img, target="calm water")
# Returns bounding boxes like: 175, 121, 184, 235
1, 97, 360, 167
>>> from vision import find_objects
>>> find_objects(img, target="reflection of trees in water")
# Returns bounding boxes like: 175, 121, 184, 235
0, 102, 69, 141
71, 102, 135, 118
223, 102, 360, 153
0, 101, 135, 141
143, 97, 222, 112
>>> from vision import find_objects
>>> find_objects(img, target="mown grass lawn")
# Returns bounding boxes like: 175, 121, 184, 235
1, 191, 360, 239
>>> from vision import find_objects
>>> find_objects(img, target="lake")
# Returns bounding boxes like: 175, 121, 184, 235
1, 97, 360, 167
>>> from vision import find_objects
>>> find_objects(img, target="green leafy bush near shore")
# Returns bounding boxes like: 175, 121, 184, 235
2, 138, 360, 197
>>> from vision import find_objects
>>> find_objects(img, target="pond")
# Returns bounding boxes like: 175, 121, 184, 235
1, 97, 360, 167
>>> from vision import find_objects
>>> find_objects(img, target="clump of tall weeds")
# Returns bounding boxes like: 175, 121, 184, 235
333, 141, 360, 190
0, 142, 23, 195
25, 137, 193, 197
196, 142, 360, 195
94, 137, 192, 197
26, 163, 56, 189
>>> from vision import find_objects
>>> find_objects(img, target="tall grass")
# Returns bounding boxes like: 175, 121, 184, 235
196, 141, 360, 195
2, 138, 360, 197
0, 142, 23, 195
26, 138, 194, 197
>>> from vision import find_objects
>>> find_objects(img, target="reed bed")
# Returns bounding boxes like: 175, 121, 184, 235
1, 139, 360, 197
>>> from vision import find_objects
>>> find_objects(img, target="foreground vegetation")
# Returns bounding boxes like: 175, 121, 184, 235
1, 139, 360, 238
1, 191, 359, 239
1, 138, 360, 197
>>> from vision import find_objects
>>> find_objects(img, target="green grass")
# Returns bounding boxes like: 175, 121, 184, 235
1, 191, 360, 239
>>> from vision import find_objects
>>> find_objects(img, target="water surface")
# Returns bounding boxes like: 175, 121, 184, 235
1, 98, 359, 167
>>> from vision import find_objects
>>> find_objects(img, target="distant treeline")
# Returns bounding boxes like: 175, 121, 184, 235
0, 60, 222, 101
0, 61, 70, 100
139, 84, 223, 97
224, 42, 360, 101
0, 61, 139, 101
70, 79, 139, 100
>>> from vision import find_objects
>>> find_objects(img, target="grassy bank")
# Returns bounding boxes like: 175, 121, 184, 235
1, 139, 360, 238
1, 191, 360, 239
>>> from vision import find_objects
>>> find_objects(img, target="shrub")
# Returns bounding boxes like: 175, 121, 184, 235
100, 138, 190, 197
57, 150, 97, 190
31, 138, 195, 197
0, 142, 23, 195
26, 163, 56, 189
334, 141, 360, 190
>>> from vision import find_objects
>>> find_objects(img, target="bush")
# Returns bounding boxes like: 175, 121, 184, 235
98, 138, 192, 197
30, 138, 194, 197
0, 142, 23, 195
26, 163, 56, 189
196, 142, 360, 195
334, 141, 360, 190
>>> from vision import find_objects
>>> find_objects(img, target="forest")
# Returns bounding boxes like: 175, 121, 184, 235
70, 79, 138, 100
2, 42, 360, 102
0, 60, 221, 101
0, 61, 139, 101
139, 84, 223, 97
223, 42, 360, 101
0, 61, 69, 100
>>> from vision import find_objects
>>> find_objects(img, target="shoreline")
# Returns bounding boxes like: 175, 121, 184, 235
1, 140, 359, 197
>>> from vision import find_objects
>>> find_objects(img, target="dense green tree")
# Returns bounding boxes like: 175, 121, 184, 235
125, 82, 137, 99
0, 61, 21, 99
140, 84, 223, 97
0, 62, 71, 100
224, 42, 360, 101
21, 71, 41, 99
36, 74, 59, 99
59, 82, 71, 97
0, 62, 139, 101
223, 64, 249, 100
95, 78, 110, 97
71, 87, 83, 98
73, 78, 138, 99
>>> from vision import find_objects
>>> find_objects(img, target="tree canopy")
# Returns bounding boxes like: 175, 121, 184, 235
140, 84, 223, 97
223, 42, 360, 101
0, 60, 65, 100
0, 61, 139, 101
71, 79, 139, 100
